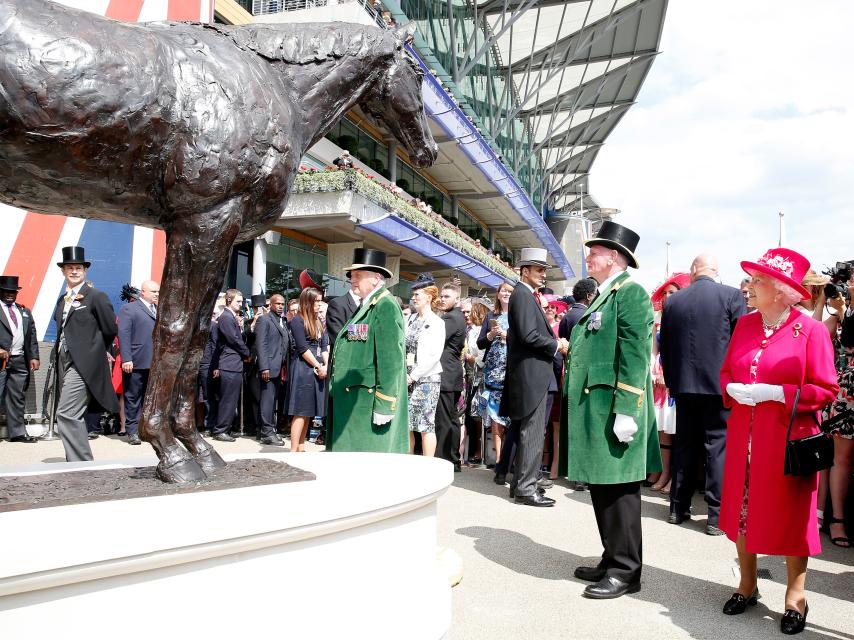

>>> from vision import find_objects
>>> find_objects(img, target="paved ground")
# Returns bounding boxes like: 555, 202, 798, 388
2, 436, 853, 639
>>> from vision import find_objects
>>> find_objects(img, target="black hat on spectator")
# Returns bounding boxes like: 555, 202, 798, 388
411, 273, 435, 292
346, 248, 393, 279
57, 245, 91, 268
584, 221, 640, 269
0, 275, 22, 291
250, 294, 267, 308
120, 283, 140, 302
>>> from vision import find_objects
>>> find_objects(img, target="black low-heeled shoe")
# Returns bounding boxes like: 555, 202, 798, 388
722, 589, 759, 615
781, 603, 808, 635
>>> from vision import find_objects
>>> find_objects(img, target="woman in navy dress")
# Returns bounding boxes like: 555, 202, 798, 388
287, 287, 329, 451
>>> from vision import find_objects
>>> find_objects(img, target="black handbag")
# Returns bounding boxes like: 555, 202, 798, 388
784, 388, 834, 476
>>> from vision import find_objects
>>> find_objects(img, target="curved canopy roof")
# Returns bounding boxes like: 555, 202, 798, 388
462, 0, 668, 214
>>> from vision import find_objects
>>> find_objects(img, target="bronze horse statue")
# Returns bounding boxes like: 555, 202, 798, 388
0, 0, 437, 482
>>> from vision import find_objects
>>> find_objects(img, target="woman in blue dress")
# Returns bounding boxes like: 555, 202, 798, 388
476, 282, 512, 464
287, 287, 329, 452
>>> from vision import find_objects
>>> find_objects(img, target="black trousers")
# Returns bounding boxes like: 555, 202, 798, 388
0, 354, 29, 438
259, 376, 281, 438
463, 382, 481, 460
214, 370, 242, 435
435, 390, 462, 467
242, 367, 261, 435
122, 369, 149, 437
670, 393, 728, 522
590, 481, 643, 583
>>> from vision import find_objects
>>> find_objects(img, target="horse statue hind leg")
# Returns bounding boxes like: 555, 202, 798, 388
139, 200, 246, 483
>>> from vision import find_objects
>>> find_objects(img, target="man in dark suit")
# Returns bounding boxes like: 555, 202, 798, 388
0, 275, 40, 443
117, 280, 158, 445
326, 286, 360, 348
558, 278, 597, 341
501, 248, 568, 506
255, 293, 289, 446
210, 289, 250, 442
436, 282, 466, 470
51, 246, 118, 461
240, 294, 268, 437
659, 253, 746, 535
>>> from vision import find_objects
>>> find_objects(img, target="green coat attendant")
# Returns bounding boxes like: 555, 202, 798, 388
559, 271, 661, 484
327, 286, 409, 453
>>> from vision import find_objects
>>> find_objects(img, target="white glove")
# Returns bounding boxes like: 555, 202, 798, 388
613, 414, 638, 443
750, 383, 785, 404
726, 382, 755, 406
373, 412, 393, 425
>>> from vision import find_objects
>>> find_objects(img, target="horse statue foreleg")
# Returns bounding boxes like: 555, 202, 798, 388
140, 202, 245, 483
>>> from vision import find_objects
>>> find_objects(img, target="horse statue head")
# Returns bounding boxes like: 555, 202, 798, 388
361, 23, 437, 168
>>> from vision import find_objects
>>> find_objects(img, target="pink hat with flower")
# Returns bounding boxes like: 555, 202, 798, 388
650, 272, 691, 312
740, 248, 811, 301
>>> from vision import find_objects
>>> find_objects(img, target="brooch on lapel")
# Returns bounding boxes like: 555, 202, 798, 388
21, 311, 28, 318
587, 312, 603, 331
347, 323, 369, 341
74, 294, 84, 301
792, 322, 802, 338
71, 300, 82, 308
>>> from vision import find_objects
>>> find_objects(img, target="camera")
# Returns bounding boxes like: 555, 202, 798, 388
822, 260, 853, 301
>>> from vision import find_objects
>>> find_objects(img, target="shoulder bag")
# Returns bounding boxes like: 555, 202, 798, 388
784, 388, 834, 476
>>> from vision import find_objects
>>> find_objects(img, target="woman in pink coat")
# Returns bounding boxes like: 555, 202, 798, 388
719, 248, 838, 635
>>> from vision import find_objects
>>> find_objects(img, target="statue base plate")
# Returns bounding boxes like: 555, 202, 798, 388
0, 452, 453, 639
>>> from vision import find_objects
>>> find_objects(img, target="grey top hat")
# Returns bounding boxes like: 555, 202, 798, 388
516, 247, 552, 269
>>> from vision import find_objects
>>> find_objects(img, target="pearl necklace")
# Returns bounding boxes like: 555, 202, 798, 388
760, 308, 789, 337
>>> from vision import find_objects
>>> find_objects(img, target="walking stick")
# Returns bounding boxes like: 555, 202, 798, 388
40, 352, 60, 441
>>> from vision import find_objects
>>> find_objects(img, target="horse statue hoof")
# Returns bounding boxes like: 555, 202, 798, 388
194, 446, 227, 472
156, 457, 208, 484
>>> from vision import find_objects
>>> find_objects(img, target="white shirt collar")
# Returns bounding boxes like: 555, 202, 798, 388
66, 283, 84, 297
596, 270, 626, 294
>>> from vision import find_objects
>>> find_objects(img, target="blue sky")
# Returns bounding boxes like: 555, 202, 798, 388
592, 0, 854, 291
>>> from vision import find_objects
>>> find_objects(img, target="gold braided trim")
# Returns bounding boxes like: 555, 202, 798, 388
370, 290, 391, 306
617, 381, 644, 396
375, 389, 396, 403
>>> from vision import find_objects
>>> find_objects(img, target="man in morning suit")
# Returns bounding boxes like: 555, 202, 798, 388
559, 222, 660, 599
0, 275, 40, 443
51, 246, 119, 461
500, 248, 568, 507
659, 254, 746, 535
327, 248, 408, 453
436, 282, 466, 470
210, 289, 250, 442
118, 280, 159, 445
255, 293, 289, 446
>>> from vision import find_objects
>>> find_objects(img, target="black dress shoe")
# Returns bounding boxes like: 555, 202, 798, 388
509, 485, 545, 499
582, 576, 640, 599
494, 473, 507, 485
706, 523, 725, 536
9, 434, 37, 443
780, 603, 808, 635
668, 511, 691, 525
514, 493, 555, 507
212, 433, 236, 442
574, 481, 587, 492
87, 432, 100, 440
574, 565, 607, 582
537, 477, 554, 488
260, 435, 284, 446
722, 589, 759, 615
127, 434, 142, 445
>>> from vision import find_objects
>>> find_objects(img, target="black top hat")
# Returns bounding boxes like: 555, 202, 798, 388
0, 275, 22, 291
346, 248, 393, 279
410, 272, 435, 292
584, 221, 641, 269
250, 294, 268, 308
56, 246, 91, 268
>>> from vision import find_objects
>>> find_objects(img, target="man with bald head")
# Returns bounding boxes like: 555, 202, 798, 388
118, 280, 159, 445
659, 254, 746, 535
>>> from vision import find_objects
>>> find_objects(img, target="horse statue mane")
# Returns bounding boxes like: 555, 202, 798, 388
205, 21, 401, 65
0, 0, 436, 483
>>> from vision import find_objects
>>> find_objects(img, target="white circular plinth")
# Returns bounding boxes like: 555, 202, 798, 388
0, 452, 454, 639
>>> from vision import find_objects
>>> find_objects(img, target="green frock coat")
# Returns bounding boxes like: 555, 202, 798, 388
558, 271, 661, 484
327, 286, 409, 453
